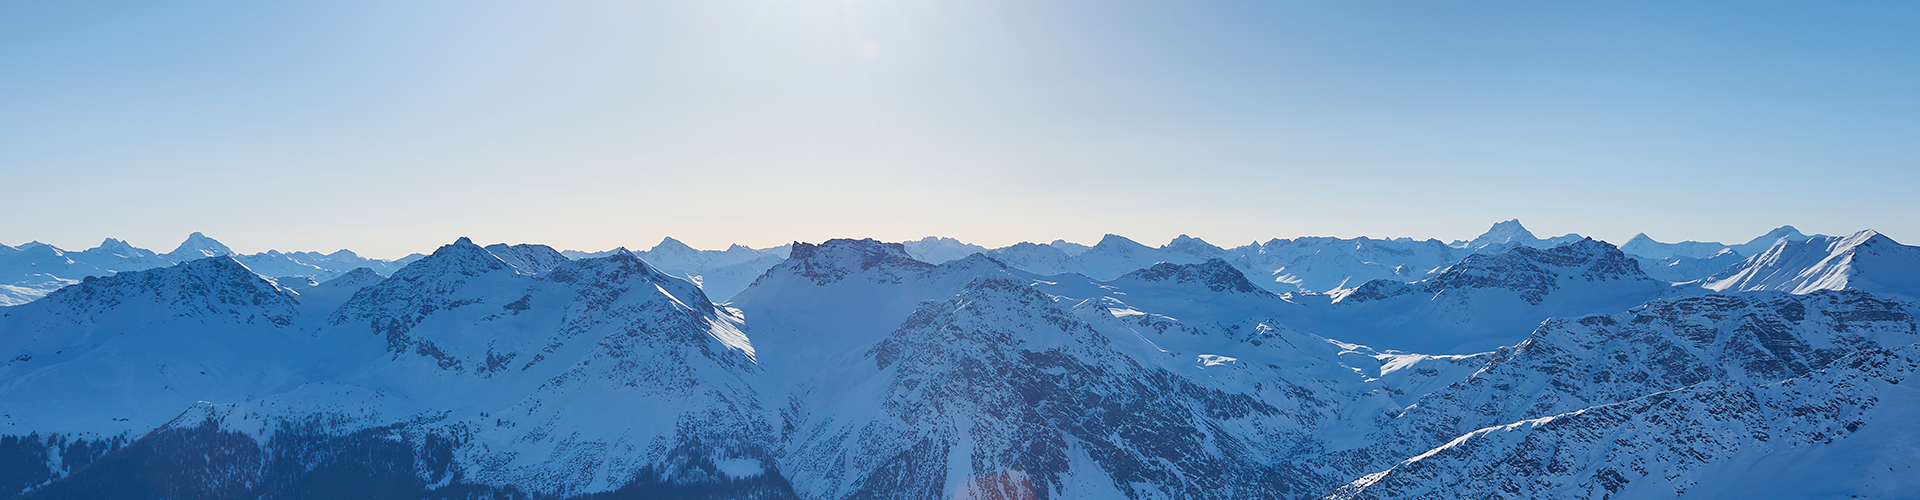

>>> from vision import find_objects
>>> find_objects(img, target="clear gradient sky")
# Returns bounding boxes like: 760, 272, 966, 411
3, 1, 1916, 258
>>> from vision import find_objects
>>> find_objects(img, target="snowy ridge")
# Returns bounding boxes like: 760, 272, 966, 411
1704, 230, 1920, 300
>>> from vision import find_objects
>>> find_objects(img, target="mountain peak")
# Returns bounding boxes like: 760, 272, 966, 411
1162, 234, 1227, 257
1462, 219, 1538, 250
1095, 234, 1144, 249
94, 238, 136, 252
165, 232, 234, 261
390, 238, 512, 280
652, 236, 697, 253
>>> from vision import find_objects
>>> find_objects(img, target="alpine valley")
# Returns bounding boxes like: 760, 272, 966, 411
2, 220, 1916, 499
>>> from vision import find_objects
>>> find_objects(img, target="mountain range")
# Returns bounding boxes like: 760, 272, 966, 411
0, 220, 1838, 307
1, 221, 1914, 498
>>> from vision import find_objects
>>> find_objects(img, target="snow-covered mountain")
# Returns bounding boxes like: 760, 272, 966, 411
3, 226, 1919, 499
3, 237, 781, 498
160, 232, 235, 262
1292, 238, 1674, 354
0, 253, 353, 473
1704, 230, 1920, 300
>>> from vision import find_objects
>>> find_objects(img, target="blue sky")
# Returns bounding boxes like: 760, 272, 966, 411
3, 1, 1916, 257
